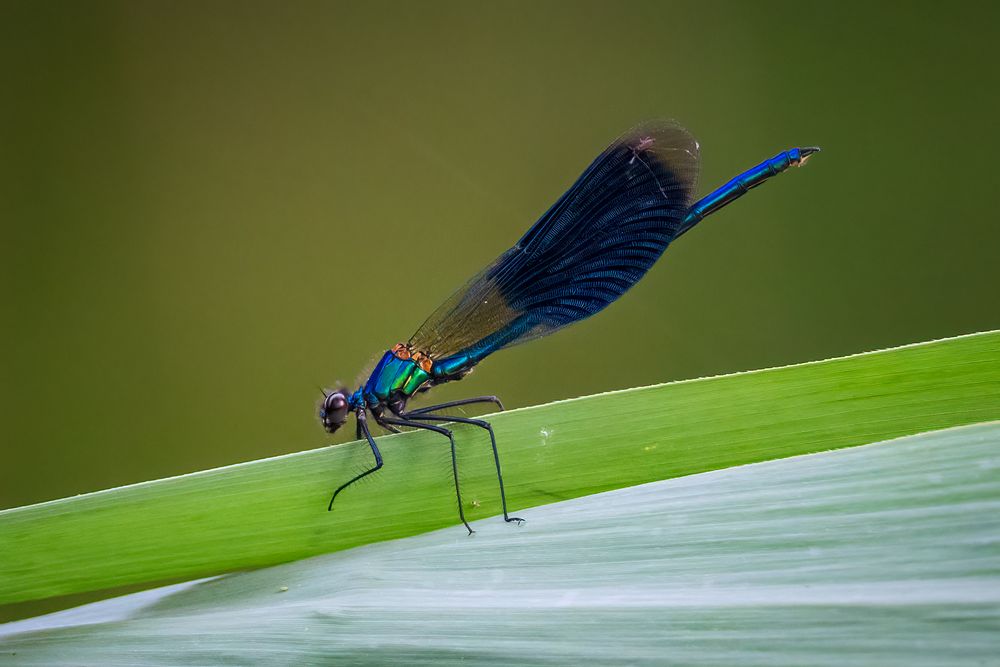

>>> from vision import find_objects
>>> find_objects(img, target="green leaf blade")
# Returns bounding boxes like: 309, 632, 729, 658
1, 331, 999, 606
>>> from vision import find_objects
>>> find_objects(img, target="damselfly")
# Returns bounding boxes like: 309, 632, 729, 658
320, 120, 819, 533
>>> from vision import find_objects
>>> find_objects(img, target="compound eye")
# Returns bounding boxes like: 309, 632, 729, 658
326, 392, 347, 413
321, 392, 349, 428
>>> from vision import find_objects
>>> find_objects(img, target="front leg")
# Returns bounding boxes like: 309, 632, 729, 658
329, 411, 383, 511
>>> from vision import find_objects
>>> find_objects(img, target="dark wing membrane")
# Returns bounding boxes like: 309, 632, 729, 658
410, 120, 700, 360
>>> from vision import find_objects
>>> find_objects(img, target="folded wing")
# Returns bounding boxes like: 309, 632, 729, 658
410, 120, 701, 363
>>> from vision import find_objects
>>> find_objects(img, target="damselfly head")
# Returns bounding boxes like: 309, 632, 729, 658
319, 390, 350, 433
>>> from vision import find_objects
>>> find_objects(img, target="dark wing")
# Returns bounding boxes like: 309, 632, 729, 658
410, 120, 700, 362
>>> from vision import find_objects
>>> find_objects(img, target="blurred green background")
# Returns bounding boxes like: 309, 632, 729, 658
2, 1, 998, 511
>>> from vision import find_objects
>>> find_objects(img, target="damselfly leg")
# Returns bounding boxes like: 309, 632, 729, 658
379, 416, 475, 535
329, 412, 383, 511
402, 411, 523, 524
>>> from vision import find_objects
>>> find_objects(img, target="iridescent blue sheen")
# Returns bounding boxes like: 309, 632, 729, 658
349, 387, 365, 410
433, 314, 534, 377
680, 148, 816, 234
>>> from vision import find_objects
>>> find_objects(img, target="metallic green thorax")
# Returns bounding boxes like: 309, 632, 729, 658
362, 350, 431, 405
401, 365, 431, 395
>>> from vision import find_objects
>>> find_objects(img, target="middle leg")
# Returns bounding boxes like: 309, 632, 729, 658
379, 416, 475, 535
402, 412, 523, 525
